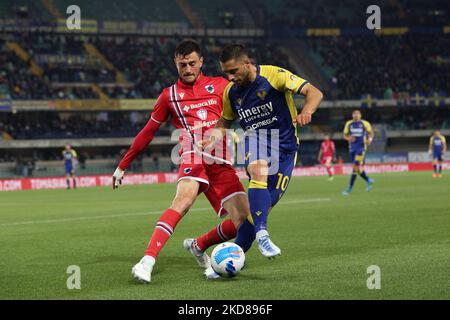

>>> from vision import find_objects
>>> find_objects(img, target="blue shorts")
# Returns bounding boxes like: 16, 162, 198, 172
243, 132, 297, 206
350, 149, 366, 165
65, 165, 74, 175
433, 152, 443, 162
245, 149, 297, 207
266, 151, 297, 207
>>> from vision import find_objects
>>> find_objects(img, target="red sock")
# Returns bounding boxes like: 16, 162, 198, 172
327, 167, 333, 176
144, 208, 182, 259
196, 219, 237, 252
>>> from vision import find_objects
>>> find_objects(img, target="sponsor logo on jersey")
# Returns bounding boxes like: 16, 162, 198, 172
350, 127, 364, 137
190, 119, 219, 131
205, 84, 214, 93
184, 167, 192, 174
245, 116, 278, 130
237, 101, 273, 122
179, 92, 185, 99
197, 109, 207, 121
182, 99, 218, 111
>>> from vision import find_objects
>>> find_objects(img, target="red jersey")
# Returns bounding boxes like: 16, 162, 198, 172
320, 139, 335, 158
119, 73, 230, 170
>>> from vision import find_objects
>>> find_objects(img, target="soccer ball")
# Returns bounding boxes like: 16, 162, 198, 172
211, 242, 245, 277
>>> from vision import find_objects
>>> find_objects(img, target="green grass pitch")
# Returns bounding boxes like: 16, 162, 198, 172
0, 171, 449, 299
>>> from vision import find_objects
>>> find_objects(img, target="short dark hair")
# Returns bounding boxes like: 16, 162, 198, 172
219, 44, 249, 63
174, 39, 202, 58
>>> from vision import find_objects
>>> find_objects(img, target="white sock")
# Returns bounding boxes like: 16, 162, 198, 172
142, 255, 156, 266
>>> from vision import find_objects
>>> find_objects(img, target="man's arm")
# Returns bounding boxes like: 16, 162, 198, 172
113, 119, 161, 189
216, 117, 233, 131
428, 137, 433, 154
443, 137, 447, 153
343, 121, 354, 142
113, 92, 169, 188
297, 83, 323, 127
366, 129, 374, 145
118, 119, 161, 171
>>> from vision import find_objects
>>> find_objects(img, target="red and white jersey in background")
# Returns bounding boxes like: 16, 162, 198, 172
320, 139, 335, 158
151, 73, 231, 163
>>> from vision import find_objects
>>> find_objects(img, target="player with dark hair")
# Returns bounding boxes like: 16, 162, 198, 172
196, 44, 323, 261
112, 39, 251, 283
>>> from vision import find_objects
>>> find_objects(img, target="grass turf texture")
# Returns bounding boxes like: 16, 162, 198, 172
0, 171, 449, 299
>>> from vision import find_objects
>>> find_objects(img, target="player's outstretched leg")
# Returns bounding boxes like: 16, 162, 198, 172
132, 179, 198, 283
183, 220, 236, 268
183, 239, 211, 268
132, 208, 182, 283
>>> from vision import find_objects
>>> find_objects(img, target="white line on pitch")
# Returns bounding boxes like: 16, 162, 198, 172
0, 198, 331, 227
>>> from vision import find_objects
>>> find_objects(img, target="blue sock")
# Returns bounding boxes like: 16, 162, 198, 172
433, 164, 437, 173
359, 171, 370, 182
439, 165, 442, 174
247, 180, 271, 233
349, 173, 357, 189
235, 219, 255, 252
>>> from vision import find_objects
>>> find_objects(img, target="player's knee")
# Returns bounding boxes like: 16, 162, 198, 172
247, 162, 269, 182
171, 195, 195, 214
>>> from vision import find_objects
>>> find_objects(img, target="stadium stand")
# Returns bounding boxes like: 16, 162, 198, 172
0, 0, 449, 179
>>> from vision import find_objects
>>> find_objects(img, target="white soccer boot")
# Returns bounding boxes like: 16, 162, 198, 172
204, 266, 221, 280
183, 238, 211, 268
256, 230, 281, 259
131, 255, 155, 283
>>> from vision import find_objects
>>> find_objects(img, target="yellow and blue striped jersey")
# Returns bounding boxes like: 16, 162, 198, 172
344, 120, 372, 151
222, 65, 308, 153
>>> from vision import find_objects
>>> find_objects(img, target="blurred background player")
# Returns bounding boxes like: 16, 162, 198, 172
429, 130, 447, 178
318, 133, 335, 180
112, 40, 250, 283
62, 144, 77, 189
199, 44, 323, 259
342, 110, 374, 195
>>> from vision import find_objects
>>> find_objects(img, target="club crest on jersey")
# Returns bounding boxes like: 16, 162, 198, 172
197, 109, 208, 120
205, 84, 214, 93
184, 167, 192, 174
183, 105, 190, 112
179, 92, 185, 99
256, 89, 267, 101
